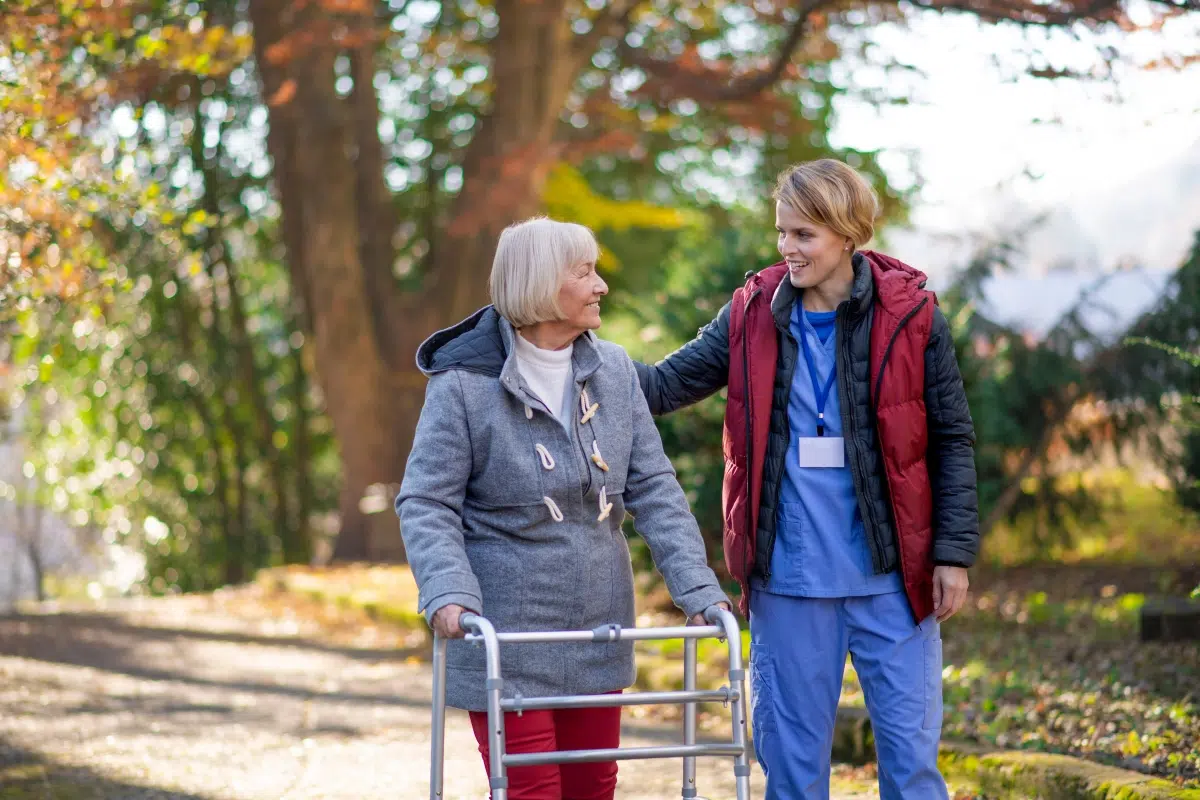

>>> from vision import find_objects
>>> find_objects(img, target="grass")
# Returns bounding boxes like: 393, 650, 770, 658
938, 569, 1200, 788
982, 469, 1200, 569
255, 562, 427, 633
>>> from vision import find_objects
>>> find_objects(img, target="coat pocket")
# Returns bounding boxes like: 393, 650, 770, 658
921, 635, 943, 730
749, 642, 777, 740
447, 542, 522, 674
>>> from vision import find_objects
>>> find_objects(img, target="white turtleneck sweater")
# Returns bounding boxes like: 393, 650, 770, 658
514, 333, 574, 424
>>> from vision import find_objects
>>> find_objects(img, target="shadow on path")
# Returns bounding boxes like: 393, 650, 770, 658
0, 734, 214, 800
0, 612, 432, 712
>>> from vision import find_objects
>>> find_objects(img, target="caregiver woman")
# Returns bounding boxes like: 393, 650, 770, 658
635, 159, 981, 799
396, 217, 729, 800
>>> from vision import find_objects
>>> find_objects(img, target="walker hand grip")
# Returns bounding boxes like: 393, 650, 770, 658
703, 605, 736, 642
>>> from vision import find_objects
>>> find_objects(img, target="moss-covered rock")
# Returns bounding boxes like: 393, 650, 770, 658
939, 742, 1200, 799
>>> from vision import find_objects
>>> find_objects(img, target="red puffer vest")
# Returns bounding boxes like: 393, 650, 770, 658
723, 251, 937, 621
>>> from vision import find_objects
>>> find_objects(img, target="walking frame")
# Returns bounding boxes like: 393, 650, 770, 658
429, 605, 752, 800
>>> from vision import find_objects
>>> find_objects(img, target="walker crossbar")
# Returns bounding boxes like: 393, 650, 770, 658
464, 623, 724, 644
501, 687, 738, 712
504, 743, 746, 767
428, 605, 752, 800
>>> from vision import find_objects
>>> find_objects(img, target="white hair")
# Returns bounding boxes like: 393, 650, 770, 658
489, 217, 600, 328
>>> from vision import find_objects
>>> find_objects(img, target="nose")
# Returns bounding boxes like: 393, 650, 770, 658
595, 274, 609, 296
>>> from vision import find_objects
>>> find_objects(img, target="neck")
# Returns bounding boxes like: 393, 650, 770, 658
517, 323, 579, 352
802, 256, 855, 313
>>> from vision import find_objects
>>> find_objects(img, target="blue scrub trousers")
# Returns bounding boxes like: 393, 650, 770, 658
749, 589, 948, 800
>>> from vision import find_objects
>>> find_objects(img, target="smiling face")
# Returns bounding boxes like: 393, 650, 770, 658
556, 257, 608, 333
776, 201, 854, 290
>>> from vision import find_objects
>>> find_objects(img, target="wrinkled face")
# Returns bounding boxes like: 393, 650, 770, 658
776, 201, 853, 289
557, 258, 608, 331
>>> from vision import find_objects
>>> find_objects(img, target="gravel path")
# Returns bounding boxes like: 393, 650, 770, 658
0, 595, 883, 799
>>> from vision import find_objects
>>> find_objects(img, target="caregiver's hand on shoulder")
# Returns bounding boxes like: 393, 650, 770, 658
431, 603, 471, 639
932, 566, 969, 623
689, 601, 731, 626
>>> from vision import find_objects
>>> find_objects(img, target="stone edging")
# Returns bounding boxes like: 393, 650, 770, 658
832, 707, 1200, 800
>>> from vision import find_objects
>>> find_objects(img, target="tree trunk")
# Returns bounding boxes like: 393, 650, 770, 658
290, 339, 313, 562
167, 281, 235, 589
208, 309, 248, 585
250, 3, 412, 562
224, 251, 306, 564
190, 112, 249, 584
248, 2, 576, 560
26, 538, 45, 603
19, 496, 45, 603
198, 113, 305, 565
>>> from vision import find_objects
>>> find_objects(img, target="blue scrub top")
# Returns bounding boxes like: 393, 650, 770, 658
753, 303, 903, 598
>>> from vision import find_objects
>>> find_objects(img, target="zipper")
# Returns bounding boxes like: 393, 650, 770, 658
872, 297, 929, 417
839, 304, 886, 573
761, 327, 800, 582
741, 287, 761, 582
846, 296, 928, 573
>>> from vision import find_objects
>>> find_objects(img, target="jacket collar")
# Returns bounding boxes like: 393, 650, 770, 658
765, 252, 876, 332
497, 315, 603, 403
415, 304, 603, 403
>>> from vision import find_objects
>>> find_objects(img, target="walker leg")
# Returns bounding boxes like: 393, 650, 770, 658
682, 637, 698, 798
466, 616, 508, 800
729, 633, 752, 800
486, 673, 507, 800
430, 635, 448, 800
708, 608, 752, 800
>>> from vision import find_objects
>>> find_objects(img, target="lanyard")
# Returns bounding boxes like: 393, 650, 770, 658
799, 307, 836, 437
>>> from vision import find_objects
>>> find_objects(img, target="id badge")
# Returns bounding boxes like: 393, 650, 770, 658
798, 436, 845, 468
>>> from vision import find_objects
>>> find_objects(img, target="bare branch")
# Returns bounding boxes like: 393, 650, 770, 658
907, 0, 1127, 28
616, 1, 825, 103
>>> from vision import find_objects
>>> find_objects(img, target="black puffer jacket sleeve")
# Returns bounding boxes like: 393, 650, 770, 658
923, 306, 981, 567
634, 301, 733, 416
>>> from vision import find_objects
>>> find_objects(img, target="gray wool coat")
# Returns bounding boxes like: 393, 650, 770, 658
396, 306, 728, 711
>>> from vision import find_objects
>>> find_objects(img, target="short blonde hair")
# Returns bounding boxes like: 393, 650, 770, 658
773, 160, 879, 248
489, 217, 600, 328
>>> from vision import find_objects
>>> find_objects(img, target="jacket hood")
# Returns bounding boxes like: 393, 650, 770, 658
415, 305, 507, 377
859, 249, 928, 288
859, 249, 931, 315
414, 305, 606, 396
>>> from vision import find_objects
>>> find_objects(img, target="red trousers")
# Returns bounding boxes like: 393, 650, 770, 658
468, 697, 621, 800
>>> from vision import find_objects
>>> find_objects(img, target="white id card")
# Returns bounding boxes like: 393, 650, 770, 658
798, 436, 845, 468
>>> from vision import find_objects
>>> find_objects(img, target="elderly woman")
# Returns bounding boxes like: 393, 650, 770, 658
396, 217, 729, 800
